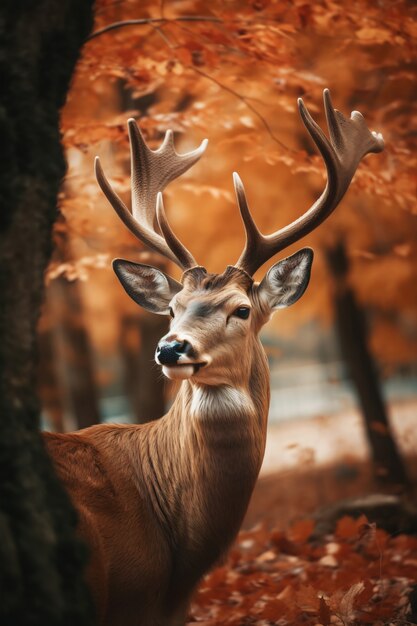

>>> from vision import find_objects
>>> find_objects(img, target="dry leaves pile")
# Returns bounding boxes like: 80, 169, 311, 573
188, 516, 417, 625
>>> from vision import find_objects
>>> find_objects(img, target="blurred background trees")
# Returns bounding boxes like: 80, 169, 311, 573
39, 0, 417, 488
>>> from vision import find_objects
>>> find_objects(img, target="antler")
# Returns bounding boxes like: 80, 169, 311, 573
95, 119, 208, 269
234, 89, 385, 275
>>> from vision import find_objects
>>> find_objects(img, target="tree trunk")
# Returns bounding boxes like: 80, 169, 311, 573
46, 274, 101, 430
326, 241, 409, 489
120, 312, 168, 423
0, 2, 95, 625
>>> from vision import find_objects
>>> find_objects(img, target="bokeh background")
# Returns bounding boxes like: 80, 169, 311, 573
38, 0, 417, 521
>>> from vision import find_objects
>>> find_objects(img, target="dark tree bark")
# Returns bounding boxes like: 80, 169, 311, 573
120, 312, 168, 423
44, 274, 101, 430
0, 2, 95, 625
326, 241, 409, 489
38, 228, 101, 432
136, 312, 169, 422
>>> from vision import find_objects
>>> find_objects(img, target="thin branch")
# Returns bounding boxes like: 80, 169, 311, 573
150, 23, 173, 49
190, 66, 290, 151
88, 14, 292, 151
87, 16, 222, 40
149, 22, 291, 151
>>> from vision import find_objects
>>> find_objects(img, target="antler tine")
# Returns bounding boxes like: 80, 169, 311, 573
95, 119, 208, 270
156, 192, 197, 269
95, 156, 178, 265
235, 89, 384, 276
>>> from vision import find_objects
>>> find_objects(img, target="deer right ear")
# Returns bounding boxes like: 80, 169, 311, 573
113, 259, 182, 315
257, 248, 314, 311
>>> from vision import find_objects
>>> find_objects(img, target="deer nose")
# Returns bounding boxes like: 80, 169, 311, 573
156, 340, 192, 365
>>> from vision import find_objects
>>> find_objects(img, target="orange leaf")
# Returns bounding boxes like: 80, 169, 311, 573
335, 515, 369, 540
287, 518, 315, 543
356, 27, 392, 44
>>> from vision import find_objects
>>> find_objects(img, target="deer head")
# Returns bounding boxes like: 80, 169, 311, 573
96, 90, 384, 385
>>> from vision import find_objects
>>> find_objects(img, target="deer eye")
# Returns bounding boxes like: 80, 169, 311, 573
233, 306, 250, 320
169, 307, 175, 318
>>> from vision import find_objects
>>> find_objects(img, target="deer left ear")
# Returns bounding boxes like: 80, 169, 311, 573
113, 259, 182, 315
257, 248, 314, 310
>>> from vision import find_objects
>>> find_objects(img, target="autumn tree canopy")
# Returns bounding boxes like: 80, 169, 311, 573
50, 0, 417, 395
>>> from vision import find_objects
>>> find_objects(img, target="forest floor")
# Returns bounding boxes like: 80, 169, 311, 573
188, 401, 417, 625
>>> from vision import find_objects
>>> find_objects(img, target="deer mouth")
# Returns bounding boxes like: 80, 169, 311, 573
162, 362, 207, 381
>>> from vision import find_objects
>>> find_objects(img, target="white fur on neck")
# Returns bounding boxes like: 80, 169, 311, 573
190, 385, 255, 420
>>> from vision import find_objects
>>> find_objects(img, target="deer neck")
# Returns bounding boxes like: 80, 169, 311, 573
140, 337, 270, 571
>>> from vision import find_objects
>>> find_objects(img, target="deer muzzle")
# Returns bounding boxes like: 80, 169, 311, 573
155, 339, 206, 380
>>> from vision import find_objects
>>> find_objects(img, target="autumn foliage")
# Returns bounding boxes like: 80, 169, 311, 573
50, 0, 417, 383
189, 516, 417, 625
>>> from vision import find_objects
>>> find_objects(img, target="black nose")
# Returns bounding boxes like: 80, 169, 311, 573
156, 340, 192, 365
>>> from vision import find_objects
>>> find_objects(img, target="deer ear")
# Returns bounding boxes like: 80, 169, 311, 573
113, 259, 182, 315
257, 248, 314, 310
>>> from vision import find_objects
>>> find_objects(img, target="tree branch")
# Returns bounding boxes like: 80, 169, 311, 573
87, 16, 222, 40
190, 65, 290, 151
150, 22, 291, 151
88, 14, 292, 151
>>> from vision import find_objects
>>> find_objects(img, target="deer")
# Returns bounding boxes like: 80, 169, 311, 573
44, 89, 384, 626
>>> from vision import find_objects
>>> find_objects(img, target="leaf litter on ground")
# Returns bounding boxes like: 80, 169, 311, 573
187, 515, 417, 625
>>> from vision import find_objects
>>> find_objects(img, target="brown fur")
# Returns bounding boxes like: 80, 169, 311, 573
44, 268, 271, 626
